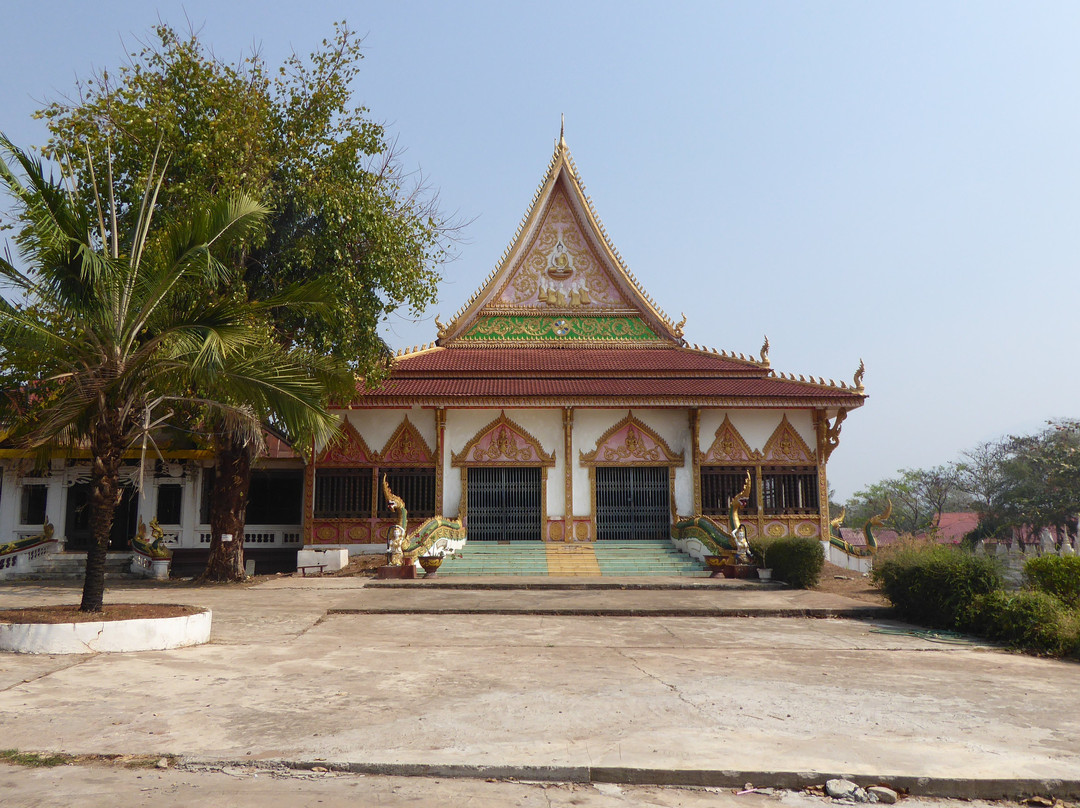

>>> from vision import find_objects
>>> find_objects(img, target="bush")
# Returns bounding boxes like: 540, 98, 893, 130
871, 541, 1002, 629
755, 536, 823, 589
1024, 555, 1080, 607
964, 589, 1080, 658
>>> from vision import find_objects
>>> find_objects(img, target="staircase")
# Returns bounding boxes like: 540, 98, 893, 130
7, 551, 135, 580
438, 540, 708, 577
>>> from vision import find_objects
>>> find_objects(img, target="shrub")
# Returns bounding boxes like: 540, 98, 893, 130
871, 541, 1002, 629
1024, 555, 1080, 607
964, 590, 1080, 658
762, 536, 823, 589
747, 537, 774, 568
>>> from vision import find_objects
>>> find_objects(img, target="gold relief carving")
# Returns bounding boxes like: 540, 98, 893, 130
701, 415, 760, 464
574, 521, 591, 541
822, 408, 847, 463
380, 416, 434, 466
346, 524, 371, 542
451, 412, 556, 467
549, 521, 565, 542
761, 415, 816, 465
497, 188, 624, 309
766, 522, 786, 538
315, 524, 338, 543
795, 522, 818, 538
318, 420, 378, 466
580, 412, 685, 467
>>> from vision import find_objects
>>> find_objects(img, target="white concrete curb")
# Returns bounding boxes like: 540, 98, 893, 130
0, 608, 212, 654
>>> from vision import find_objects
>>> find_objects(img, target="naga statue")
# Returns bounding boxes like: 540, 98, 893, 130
132, 517, 172, 560
382, 475, 466, 567
0, 518, 54, 557
827, 499, 891, 558
672, 470, 754, 563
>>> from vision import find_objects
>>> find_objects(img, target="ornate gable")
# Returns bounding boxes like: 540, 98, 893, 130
379, 416, 434, 466
451, 412, 555, 467
318, 419, 377, 466
701, 415, 761, 464
437, 134, 685, 346
580, 413, 685, 467
761, 415, 816, 465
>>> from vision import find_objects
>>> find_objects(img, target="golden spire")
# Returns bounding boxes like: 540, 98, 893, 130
560, 113, 565, 146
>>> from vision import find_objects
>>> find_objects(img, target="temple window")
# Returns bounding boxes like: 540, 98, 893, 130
377, 468, 436, 519
247, 470, 304, 524
313, 468, 373, 519
20, 484, 47, 524
760, 467, 819, 515
700, 466, 756, 515
156, 484, 183, 525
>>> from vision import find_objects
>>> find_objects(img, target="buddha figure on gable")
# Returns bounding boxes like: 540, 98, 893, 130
537, 230, 591, 307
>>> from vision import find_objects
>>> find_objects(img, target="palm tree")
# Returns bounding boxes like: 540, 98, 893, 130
0, 137, 338, 610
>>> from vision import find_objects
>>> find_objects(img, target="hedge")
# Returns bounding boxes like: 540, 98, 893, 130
964, 589, 1080, 658
749, 536, 823, 589
871, 542, 1002, 629
1024, 555, 1080, 607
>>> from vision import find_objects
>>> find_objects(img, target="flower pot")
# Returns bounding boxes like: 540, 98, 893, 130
418, 556, 444, 577
757, 567, 773, 581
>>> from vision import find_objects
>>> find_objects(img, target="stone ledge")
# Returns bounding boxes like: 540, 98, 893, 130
0, 609, 211, 654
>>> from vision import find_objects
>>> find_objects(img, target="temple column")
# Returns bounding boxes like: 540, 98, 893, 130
435, 408, 446, 517
563, 407, 573, 541
689, 408, 700, 516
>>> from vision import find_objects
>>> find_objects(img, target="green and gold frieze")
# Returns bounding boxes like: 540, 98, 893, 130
461, 315, 660, 342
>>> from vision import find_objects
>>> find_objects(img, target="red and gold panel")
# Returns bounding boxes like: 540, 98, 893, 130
380, 417, 435, 466
318, 420, 378, 466
700, 414, 761, 464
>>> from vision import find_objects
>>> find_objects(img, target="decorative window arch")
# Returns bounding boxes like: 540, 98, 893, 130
379, 416, 434, 466
451, 412, 555, 467
699, 414, 761, 464
760, 415, 816, 465
579, 412, 684, 467
316, 419, 378, 467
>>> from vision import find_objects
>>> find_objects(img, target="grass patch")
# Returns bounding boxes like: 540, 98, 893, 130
0, 749, 73, 767
0, 749, 175, 769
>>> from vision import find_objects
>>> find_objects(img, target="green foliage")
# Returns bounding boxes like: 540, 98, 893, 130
871, 541, 1002, 628
844, 466, 966, 535
753, 536, 823, 589
1024, 555, 1080, 607
37, 22, 450, 381
0, 749, 72, 767
964, 590, 1080, 658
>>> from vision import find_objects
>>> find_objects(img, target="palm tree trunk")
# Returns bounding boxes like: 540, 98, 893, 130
201, 434, 253, 582
80, 418, 124, 612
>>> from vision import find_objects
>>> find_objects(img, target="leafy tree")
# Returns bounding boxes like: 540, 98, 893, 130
844, 466, 966, 535
0, 138, 336, 609
38, 23, 455, 579
994, 421, 1080, 544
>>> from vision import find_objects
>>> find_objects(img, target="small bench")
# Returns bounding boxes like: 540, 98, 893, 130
297, 564, 327, 577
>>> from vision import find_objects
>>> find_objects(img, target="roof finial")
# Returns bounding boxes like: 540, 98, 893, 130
560, 113, 565, 146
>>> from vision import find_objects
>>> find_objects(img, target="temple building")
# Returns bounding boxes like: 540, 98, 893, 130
302, 135, 866, 556
0, 134, 866, 573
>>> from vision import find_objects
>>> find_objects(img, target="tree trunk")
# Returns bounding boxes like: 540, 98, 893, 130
201, 433, 254, 582
81, 415, 124, 612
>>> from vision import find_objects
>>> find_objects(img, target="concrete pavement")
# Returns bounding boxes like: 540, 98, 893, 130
1, 576, 1079, 799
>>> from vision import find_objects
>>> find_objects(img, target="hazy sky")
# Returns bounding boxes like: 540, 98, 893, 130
2, 2, 1078, 499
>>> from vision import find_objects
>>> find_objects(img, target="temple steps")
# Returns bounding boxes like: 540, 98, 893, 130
5, 551, 136, 580
438, 540, 709, 577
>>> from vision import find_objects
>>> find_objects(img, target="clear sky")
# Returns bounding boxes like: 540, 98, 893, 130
2, 2, 1078, 499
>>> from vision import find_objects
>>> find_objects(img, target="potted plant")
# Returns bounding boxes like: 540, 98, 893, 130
751, 538, 773, 581
418, 551, 445, 577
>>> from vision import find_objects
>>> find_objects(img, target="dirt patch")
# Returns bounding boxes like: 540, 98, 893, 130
325, 554, 386, 577
812, 561, 889, 606
0, 603, 203, 624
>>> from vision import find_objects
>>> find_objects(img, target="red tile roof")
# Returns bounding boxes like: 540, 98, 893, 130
351, 346, 865, 406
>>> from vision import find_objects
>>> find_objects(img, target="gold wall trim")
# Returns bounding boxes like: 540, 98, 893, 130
579, 411, 685, 467
760, 414, 817, 465
450, 411, 556, 467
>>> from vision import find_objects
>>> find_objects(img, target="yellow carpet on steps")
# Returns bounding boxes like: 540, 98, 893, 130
544, 543, 602, 576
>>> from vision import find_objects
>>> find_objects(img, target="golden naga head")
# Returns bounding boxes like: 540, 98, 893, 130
867, 498, 892, 528
830, 507, 846, 530
382, 474, 404, 513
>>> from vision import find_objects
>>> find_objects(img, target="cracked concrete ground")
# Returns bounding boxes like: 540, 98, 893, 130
1, 577, 1079, 798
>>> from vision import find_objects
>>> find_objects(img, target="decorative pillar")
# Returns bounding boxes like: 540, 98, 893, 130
689, 408, 700, 516
435, 408, 446, 517
814, 409, 830, 539
563, 407, 574, 538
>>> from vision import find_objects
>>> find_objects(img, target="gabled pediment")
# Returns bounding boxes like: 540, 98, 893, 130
451, 411, 555, 467
700, 415, 761, 464
580, 413, 685, 467
318, 419, 377, 466
761, 415, 816, 465
379, 416, 434, 466
438, 136, 685, 346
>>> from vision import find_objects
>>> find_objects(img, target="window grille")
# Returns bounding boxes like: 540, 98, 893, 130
314, 468, 373, 519
700, 466, 756, 514
377, 468, 436, 519
466, 466, 542, 541
761, 468, 819, 515
595, 466, 670, 540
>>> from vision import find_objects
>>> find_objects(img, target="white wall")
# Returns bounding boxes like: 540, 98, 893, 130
343, 406, 436, 458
